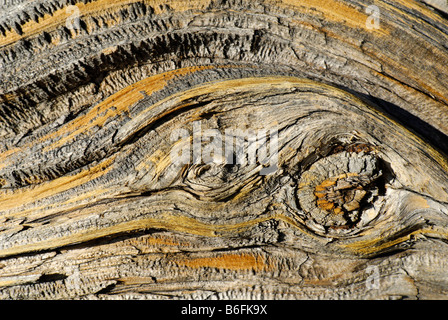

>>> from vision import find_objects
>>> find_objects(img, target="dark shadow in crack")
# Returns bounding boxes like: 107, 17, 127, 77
338, 85, 448, 157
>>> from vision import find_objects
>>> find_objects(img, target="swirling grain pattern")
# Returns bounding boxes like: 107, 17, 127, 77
0, 0, 447, 299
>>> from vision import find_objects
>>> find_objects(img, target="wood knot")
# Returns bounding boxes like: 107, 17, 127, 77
297, 150, 382, 236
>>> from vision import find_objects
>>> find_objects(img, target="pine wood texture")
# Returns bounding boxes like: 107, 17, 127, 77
0, 0, 447, 299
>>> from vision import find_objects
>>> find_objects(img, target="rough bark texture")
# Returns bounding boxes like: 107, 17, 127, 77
0, 0, 448, 299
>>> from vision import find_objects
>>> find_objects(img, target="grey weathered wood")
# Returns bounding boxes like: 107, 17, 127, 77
0, 0, 447, 299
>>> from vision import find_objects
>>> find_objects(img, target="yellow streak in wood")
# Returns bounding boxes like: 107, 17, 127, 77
0, 93, 17, 102
342, 228, 448, 256
0, 155, 116, 212
0, 211, 317, 258
0, 0, 212, 47
316, 199, 334, 211
333, 207, 343, 215
43, 65, 215, 151
381, 0, 447, 34
0, 225, 23, 237
60, 187, 112, 208
137, 146, 183, 180
275, 0, 389, 35
176, 253, 271, 271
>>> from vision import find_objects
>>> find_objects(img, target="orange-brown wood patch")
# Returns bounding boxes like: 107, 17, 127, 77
176, 253, 273, 272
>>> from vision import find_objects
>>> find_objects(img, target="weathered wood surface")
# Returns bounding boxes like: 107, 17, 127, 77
0, 0, 448, 299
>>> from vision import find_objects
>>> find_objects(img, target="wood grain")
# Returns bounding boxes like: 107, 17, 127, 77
0, 0, 447, 299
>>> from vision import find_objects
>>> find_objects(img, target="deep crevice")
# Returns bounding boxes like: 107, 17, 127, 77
38, 273, 68, 283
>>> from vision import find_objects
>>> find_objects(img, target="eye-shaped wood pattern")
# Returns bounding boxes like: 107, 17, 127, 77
0, 0, 447, 299
297, 151, 383, 235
